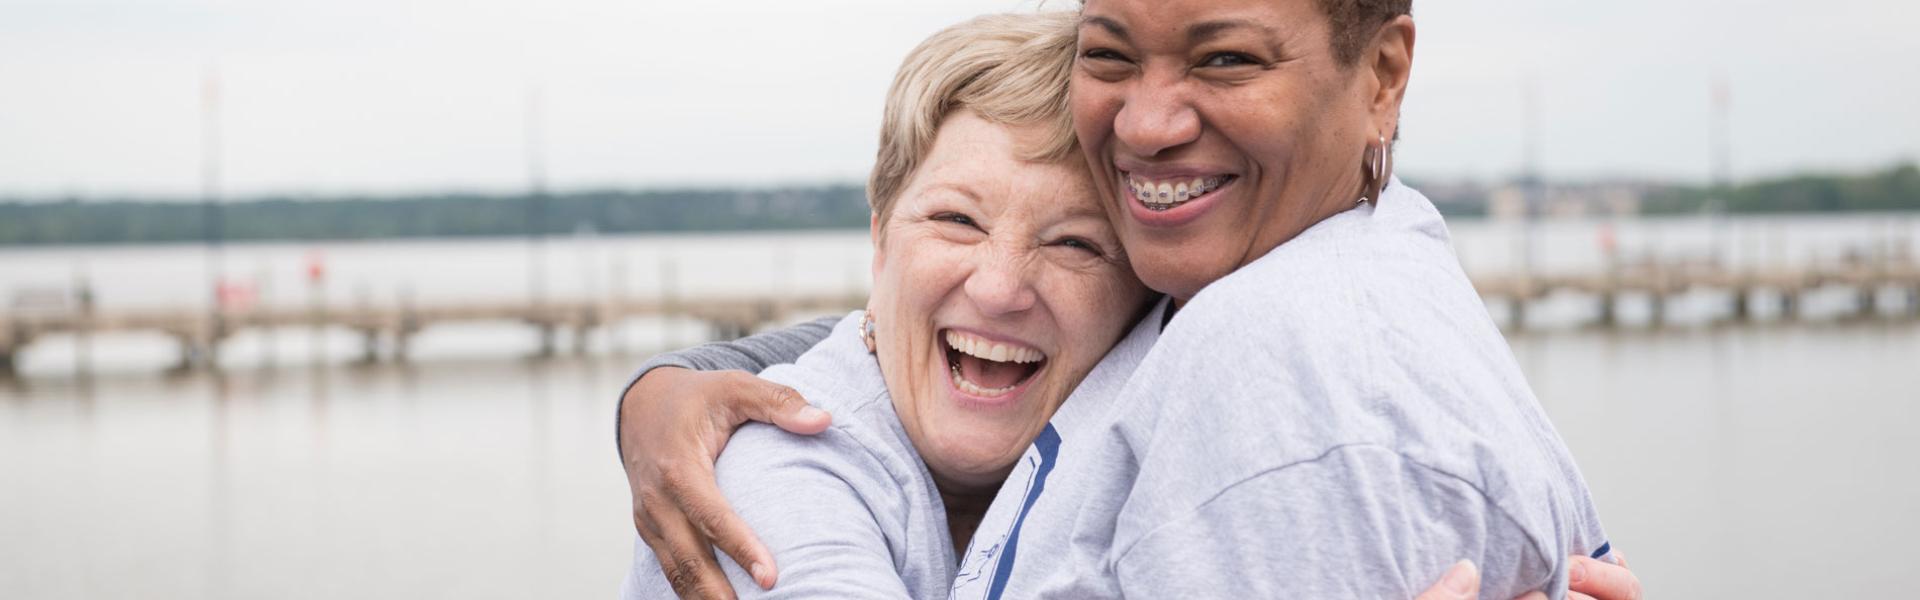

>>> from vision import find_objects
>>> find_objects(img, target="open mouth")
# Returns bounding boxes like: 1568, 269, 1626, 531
941, 329, 1047, 399
1122, 172, 1238, 212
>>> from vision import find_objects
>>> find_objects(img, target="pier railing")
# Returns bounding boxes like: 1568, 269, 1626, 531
2, 292, 868, 374
7, 257, 1920, 375
1472, 257, 1920, 328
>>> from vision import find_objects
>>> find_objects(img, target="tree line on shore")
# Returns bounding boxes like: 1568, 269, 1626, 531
1642, 162, 1919, 214
1, 163, 1915, 246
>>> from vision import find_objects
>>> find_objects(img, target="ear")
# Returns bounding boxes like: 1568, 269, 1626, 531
869, 210, 886, 279
1367, 15, 1416, 138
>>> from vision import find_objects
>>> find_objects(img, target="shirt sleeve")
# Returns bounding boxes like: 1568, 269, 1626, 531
1112, 444, 1556, 600
711, 425, 916, 599
628, 315, 838, 379
613, 316, 838, 457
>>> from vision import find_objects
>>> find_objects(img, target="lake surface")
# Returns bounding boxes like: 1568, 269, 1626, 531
3, 216, 1917, 598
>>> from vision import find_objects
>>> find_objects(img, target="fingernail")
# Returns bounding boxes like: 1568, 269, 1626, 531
750, 562, 773, 589
1442, 559, 1477, 594
797, 406, 828, 421
1569, 559, 1588, 585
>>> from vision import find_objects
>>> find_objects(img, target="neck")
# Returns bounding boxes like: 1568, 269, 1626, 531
940, 485, 998, 558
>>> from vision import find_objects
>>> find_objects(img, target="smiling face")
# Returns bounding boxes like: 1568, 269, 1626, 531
1071, 0, 1414, 300
868, 110, 1151, 494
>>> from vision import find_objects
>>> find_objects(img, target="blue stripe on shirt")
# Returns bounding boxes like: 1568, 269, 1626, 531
985, 424, 1062, 600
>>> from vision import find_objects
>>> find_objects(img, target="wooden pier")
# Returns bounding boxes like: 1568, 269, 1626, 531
1, 292, 867, 375
7, 256, 1920, 376
1472, 257, 1920, 329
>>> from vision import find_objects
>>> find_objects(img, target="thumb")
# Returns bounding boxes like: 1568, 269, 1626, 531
735, 377, 831, 435
1416, 560, 1481, 600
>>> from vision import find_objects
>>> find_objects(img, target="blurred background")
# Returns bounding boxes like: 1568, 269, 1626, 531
2, 0, 1916, 597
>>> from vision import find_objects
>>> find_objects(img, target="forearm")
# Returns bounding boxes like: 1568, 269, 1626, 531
629, 315, 838, 382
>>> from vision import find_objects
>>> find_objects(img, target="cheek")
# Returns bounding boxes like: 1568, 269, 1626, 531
874, 237, 972, 338
1044, 269, 1148, 355
1069, 78, 1122, 146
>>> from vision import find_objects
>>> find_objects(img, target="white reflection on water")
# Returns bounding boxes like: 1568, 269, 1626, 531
6, 324, 1916, 598
1, 356, 640, 599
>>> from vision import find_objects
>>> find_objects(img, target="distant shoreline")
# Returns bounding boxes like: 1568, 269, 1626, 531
3, 163, 1915, 246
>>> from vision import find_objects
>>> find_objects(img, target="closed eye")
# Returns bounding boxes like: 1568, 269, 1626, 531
1052, 237, 1104, 256
933, 211, 981, 230
1083, 47, 1131, 63
1200, 52, 1260, 68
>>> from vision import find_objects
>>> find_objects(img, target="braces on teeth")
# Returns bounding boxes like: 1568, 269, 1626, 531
1126, 175, 1231, 211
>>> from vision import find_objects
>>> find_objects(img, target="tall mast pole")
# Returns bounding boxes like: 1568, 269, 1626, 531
202, 65, 225, 365
526, 82, 549, 311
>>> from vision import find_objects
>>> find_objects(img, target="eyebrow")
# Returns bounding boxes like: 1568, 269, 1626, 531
1187, 19, 1278, 45
1080, 15, 1278, 47
922, 182, 982, 205
1080, 15, 1128, 40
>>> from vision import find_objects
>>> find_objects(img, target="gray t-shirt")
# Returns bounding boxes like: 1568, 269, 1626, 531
949, 179, 1614, 600
620, 312, 956, 599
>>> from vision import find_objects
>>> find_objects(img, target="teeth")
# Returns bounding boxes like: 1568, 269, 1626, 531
944, 330, 1044, 364
951, 364, 1019, 396
1126, 173, 1230, 211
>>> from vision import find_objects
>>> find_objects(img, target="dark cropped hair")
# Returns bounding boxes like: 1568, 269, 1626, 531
1319, 0, 1413, 65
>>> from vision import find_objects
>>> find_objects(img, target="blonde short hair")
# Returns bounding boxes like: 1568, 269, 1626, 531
868, 11, 1079, 225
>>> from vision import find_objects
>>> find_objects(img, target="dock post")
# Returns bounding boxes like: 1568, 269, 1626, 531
393, 330, 411, 362
536, 323, 557, 358
395, 290, 417, 363
1858, 285, 1880, 318
358, 328, 380, 364
1729, 288, 1751, 322
205, 312, 227, 371
0, 342, 16, 378
1649, 293, 1667, 328
173, 331, 204, 372
1596, 293, 1616, 327
1781, 288, 1801, 321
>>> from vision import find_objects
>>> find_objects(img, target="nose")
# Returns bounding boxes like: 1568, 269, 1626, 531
963, 249, 1038, 317
1112, 78, 1200, 157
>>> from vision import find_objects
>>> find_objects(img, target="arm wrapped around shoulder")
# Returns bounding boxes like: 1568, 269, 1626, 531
1112, 444, 1558, 599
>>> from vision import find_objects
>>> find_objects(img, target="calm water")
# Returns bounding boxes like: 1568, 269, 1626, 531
3, 216, 1918, 598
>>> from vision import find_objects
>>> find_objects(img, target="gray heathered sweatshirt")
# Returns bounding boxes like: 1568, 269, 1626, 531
949, 180, 1614, 599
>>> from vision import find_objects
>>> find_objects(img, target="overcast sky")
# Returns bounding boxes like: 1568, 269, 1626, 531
1, 0, 1914, 197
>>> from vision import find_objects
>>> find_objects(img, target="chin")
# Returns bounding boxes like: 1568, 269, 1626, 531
923, 426, 1026, 489
1132, 250, 1227, 300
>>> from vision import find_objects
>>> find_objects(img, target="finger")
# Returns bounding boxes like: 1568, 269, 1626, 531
661, 460, 778, 590
1613, 549, 1631, 570
1414, 560, 1479, 600
726, 374, 830, 435
1569, 593, 1598, 600
1568, 554, 1643, 600
647, 499, 739, 600
1516, 593, 1550, 600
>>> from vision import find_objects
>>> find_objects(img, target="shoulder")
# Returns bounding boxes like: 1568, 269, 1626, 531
719, 310, 926, 518
1112, 444, 1557, 599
